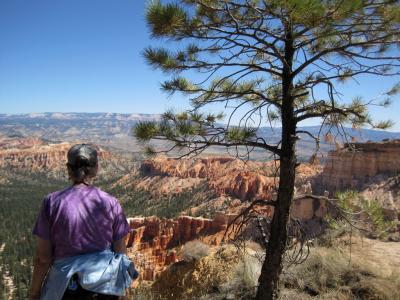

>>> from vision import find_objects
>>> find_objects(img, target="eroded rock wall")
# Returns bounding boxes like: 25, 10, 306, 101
126, 214, 231, 280
136, 157, 319, 201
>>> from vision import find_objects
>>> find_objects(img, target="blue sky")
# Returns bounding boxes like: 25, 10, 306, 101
0, 0, 399, 131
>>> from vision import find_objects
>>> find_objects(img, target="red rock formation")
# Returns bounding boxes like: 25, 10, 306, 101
125, 198, 330, 281
291, 197, 329, 220
141, 156, 238, 178
126, 214, 231, 280
210, 171, 277, 201
135, 156, 319, 201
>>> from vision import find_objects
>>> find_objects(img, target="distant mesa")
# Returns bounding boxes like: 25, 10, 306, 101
27, 113, 46, 118
50, 112, 71, 119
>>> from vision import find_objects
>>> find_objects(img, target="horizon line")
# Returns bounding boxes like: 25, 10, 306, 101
0, 112, 399, 133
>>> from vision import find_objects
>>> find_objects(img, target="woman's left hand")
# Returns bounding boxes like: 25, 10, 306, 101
131, 280, 139, 288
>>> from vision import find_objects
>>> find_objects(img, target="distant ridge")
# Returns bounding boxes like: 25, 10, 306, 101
0, 112, 162, 121
1, 113, 399, 159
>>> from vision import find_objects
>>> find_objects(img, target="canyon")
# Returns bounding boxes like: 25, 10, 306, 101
2, 113, 400, 158
121, 141, 400, 280
0, 136, 399, 285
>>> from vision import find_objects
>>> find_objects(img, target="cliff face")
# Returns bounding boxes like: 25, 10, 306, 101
320, 141, 400, 193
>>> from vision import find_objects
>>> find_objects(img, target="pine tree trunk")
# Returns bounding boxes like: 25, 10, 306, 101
254, 111, 297, 299
254, 141, 296, 300
255, 24, 296, 300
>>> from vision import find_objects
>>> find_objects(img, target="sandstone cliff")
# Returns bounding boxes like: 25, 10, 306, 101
319, 140, 400, 194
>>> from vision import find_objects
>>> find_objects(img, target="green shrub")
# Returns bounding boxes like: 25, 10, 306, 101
336, 190, 360, 212
360, 199, 397, 239
333, 191, 397, 240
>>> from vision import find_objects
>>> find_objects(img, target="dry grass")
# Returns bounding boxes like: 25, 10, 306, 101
280, 244, 400, 300
150, 245, 240, 300
130, 237, 400, 300
181, 240, 211, 262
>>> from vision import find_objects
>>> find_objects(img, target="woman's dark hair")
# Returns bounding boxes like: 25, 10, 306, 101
67, 144, 98, 183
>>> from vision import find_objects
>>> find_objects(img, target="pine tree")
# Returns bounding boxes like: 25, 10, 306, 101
134, 1, 400, 298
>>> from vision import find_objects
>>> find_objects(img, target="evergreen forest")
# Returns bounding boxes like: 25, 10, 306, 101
0, 171, 66, 299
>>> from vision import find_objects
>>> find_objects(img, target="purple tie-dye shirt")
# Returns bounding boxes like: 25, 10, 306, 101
33, 185, 130, 259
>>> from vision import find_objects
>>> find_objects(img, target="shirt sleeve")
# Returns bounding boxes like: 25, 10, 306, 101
112, 199, 130, 241
32, 195, 51, 240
